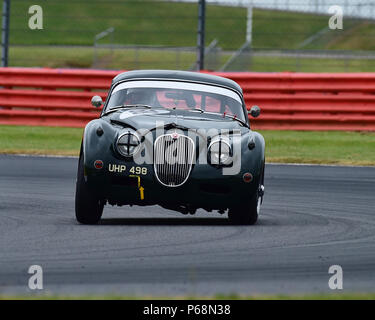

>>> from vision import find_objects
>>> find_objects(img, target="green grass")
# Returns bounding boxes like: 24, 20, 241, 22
2, 2, 331, 50
9, 46, 199, 70
0, 125, 83, 156
10, 45, 375, 72
323, 21, 375, 51
5, 0, 247, 49
261, 130, 375, 166
0, 293, 374, 300
251, 9, 327, 49
1, 125, 374, 166
3, 1, 375, 70
3, 1, 375, 51
251, 55, 375, 72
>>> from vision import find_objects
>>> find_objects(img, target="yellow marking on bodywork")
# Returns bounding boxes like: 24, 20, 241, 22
129, 175, 144, 200
139, 186, 144, 200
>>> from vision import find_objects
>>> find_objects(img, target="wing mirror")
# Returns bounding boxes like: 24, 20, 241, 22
248, 105, 261, 118
91, 95, 103, 108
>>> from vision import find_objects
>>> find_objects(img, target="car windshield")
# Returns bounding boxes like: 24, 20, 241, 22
106, 80, 246, 122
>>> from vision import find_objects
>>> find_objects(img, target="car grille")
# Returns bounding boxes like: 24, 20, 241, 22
154, 133, 195, 187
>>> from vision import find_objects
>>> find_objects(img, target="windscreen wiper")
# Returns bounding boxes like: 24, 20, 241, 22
188, 108, 205, 113
188, 108, 248, 127
222, 113, 248, 127
102, 104, 152, 116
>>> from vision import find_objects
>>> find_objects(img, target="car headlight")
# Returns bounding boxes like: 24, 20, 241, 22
116, 130, 141, 157
208, 139, 232, 166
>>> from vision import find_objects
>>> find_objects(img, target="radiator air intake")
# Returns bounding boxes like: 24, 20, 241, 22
154, 133, 195, 187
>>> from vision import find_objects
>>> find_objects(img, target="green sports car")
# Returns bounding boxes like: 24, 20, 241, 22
75, 70, 265, 225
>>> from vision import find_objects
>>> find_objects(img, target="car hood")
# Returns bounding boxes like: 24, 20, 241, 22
102, 108, 247, 132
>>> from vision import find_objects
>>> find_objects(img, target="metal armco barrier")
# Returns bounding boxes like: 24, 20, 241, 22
1, 67, 375, 130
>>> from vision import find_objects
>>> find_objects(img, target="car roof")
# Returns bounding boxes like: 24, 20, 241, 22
112, 70, 243, 95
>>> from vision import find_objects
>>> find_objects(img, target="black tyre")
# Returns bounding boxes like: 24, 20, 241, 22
228, 191, 260, 225
228, 161, 265, 225
75, 156, 104, 224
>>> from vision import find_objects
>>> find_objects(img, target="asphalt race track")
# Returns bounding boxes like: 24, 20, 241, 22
0, 154, 374, 296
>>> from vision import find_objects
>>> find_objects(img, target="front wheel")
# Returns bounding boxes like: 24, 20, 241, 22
228, 191, 260, 225
75, 156, 104, 224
